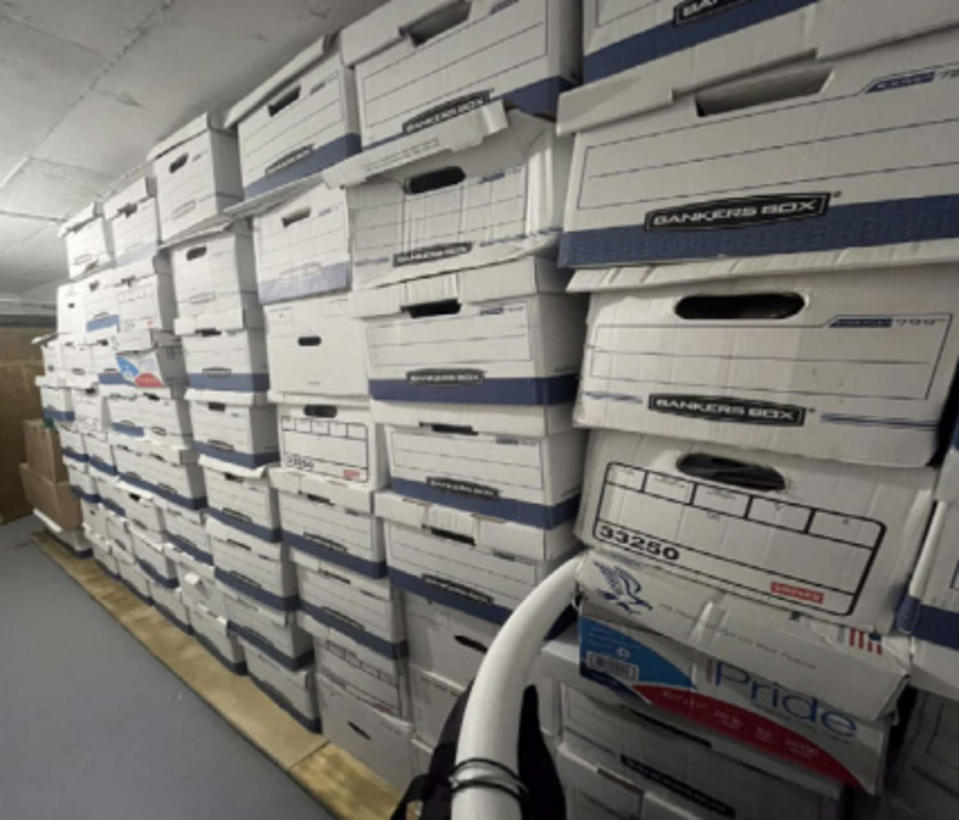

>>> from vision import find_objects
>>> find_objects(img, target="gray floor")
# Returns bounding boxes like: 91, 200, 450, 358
0, 516, 332, 820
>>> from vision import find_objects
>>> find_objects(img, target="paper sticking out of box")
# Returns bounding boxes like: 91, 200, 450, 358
104, 176, 159, 263
186, 389, 277, 469
354, 257, 584, 407
574, 265, 959, 466
349, 112, 570, 290
341, 0, 580, 148
560, 28, 959, 273
576, 430, 936, 632
60, 202, 113, 279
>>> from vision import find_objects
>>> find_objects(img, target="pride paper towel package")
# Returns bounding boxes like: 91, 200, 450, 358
572, 266, 959, 466
341, 0, 580, 148
354, 257, 584, 407
560, 0, 959, 134
242, 639, 321, 731
203, 462, 280, 541
253, 180, 351, 303
187, 390, 277, 469
349, 112, 571, 290
578, 608, 891, 793
60, 203, 112, 279
104, 176, 159, 261
575, 429, 936, 631
560, 28, 959, 272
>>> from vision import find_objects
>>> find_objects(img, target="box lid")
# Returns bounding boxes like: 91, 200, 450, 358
59, 202, 100, 237
104, 176, 155, 218
339, 0, 450, 66
269, 466, 375, 514
148, 111, 225, 161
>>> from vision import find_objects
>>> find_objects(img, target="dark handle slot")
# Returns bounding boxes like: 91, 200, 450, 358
198, 328, 223, 337
304, 405, 337, 419
404, 298, 461, 319
119, 202, 138, 218
297, 336, 321, 347
405, 166, 465, 195
348, 722, 371, 741
223, 474, 243, 483
268, 85, 301, 117
427, 526, 475, 546
186, 246, 207, 261
202, 367, 231, 377
454, 634, 487, 654
151, 427, 167, 437
88, 281, 100, 292
157, 483, 176, 494
696, 67, 832, 117
281, 207, 311, 228
169, 153, 188, 174
305, 494, 332, 506
208, 402, 226, 412
208, 439, 235, 452
420, 422, 476, 436
223, 507, 252, 523
675, 293, 804, 321
144, 394, 160, 402
405, 1, 469, 45
677, 453, 786, 492
83, 388, 96, 396
128, 491, 142, 501
227, 538, 252, 552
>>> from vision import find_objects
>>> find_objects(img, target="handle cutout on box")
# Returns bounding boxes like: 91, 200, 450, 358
281, 207, 311, 228
420, 422, 476, 436
268, 86, 301, 117
208, 439, 234, 451
208, 402, 226, 412
454, 634, 488, 654
223, 507, 251, 523
695, 67, 831, 117
348, 721, 371, 741
677, 453, 786, 492
298, 336, 321, 347
405, 166, 465, 195
198, 328, 223, 337
405, 1, 470, 45
169, 153, 188, 174
305, 495, 332, 506
405, 298, 461, 319
304, 405, 337, 419
675, 292, 803, 321
223, 473, 243, 483
427, 526, 474, 545
186, 245, 207, 261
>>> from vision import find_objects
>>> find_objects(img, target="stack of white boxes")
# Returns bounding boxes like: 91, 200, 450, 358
550, 2, 959, 817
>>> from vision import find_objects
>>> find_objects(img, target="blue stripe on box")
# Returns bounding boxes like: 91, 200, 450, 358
257, 261, 351, 305
583, 0, 816, 83
119, 472, 207, 511
299, 600, 406, 659
88, 457, 116, 476
168, 532, 213, 565
137, 559, 178, 589
387, 566, 510, 626
70, 486, 101, 504
193, 442, 279, 469
102, 499, 125, 517
214, 568, 299, 612
99, 372, 126, 386
249, 675, 323, 733
194, 632, 247, 675
285, 532, 387, 579
206, 507, 282, 542
896, 594, 959, 650
85, 314, 119, 332
154, 602, 193, 635
369, 373, 579, 406
44, 408, 75, 423
227, 621, 314, 671
391, 477, 580, 529
559, 194, 959, 268
187, 372, 270, 392
243, 133, 362, 200
62, 448, 88, 464
112, 422, 145, 437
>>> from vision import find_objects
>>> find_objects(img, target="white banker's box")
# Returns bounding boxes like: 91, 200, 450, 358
560, 0, 959, 135
57, 425, 85, 465
57, 282, 85, 338
136, 391, 192, 443
355, 257, 585, 407
104, 176, 159, 262
242, 640, 320, 730
60, 203, 113, 279
71, 388, 109, 435
341, 0, 579, 148
150, 583, 192, 632
81, 500, 109, 542
276, 403, 387, 490
190, 602, 246, 671
573, 266, 959, 466
39, 382, 74, 424
115, 548, 152, 600
106, 393, 143, 438
182, 329, 269, 393
61, 341, 96, 389
67, 463, 97, 502
106, 508, 133, 553
349, 112, 570, 290
410, 664, 462, 746
162, 504, 210, 562
115, 257, 176, 341
560, 28, 959, 273
209, 518, 298, 612
187, 390, 277, 469
254, 181, 351, 304
226, 36, 360, 199
264, 293, 366, 401
132, 527, 177, 584
149, 113, 243, 240
203, 461, 280, 541
222, 587, 312, 664
82, 268, 123, 342
96, 477, 126, 518
115, 441, 206, 512
83, 433, 115, 477
576, 430, 935, 632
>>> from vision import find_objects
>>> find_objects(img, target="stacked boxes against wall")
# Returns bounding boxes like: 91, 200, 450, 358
551, 2, 959, 818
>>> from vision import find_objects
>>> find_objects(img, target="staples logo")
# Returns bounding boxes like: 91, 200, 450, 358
646, 194, 830, 231
714, 662, 858, 739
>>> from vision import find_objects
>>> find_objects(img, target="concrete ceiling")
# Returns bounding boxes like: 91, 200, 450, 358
0, 0, 380, 303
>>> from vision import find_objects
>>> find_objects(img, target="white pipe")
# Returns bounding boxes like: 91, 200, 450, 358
452, 555, 581, 820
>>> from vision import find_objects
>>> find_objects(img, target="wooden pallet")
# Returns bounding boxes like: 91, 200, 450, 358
33, 531, 401, 820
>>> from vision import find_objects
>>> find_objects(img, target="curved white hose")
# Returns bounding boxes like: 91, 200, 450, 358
452, 555, 581, 820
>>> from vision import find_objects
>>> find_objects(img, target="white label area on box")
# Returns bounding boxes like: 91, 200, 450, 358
279, 408, 373, 484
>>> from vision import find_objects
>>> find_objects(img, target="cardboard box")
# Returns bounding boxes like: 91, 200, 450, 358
82, 268, 123, 342
379, 490, 578, 624
242, 640, 320, 731
71, 387, 109, 435
341, 0, 579, 148
204, 462, 280, 541
115, 344, 187, 391
56, 282, 85, 337
909, 640, 959, 703
96, 477, 126, 518
190, 602, 246, 672
89, 532, 119, 577
59, 202, 112, 279
149, 581, 192, 633
410, 664, 462, 746
19, 463, 81, 530
560, 28, 959, 272
264, 293, 366, 401
311, 628, 411, 719
170, 226, 258, 326
83, 432, 115, 478
37, 335, 66, 385
355, 257, 584, 406
315, 672, 414, 790
39, 383, 74, 424
116, 264, 177, 340
23, 419, 67, 482
578, 610, 891, 793
576, 430, 936, 631
105, 176, 160, 263
149, 113, 242, 241
56, 424, 85, 466
161, 503, 210, 564
186, 389, 276, 469
273, 469, 384, 577
574, 266, 959, 465
105, 394, 143, 439
174, 560, 225, 616
294, 547, 406, 657
66, 462, 99, 503
350, 112, 570, 290
132, 526, 178, 586
114, 478, 164, 537
137, 391, 192, 443
105, 508, 133, 553
226, 37, 359, 199
276, 402, 387, 490
562, 685, 842, 820
253, 181, 351, 304
222, 585, 313, 668
116, 441, 206, 511
115, 547, 152, 601
182, 329, 269, 392
61, 340, 97, 389
88, 337, 118, 375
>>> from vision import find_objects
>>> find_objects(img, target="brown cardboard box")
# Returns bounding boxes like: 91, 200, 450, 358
19, 462, 82, 530
23, 419, 67, 482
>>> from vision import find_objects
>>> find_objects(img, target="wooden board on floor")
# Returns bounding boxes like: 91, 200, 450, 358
33, 531, 401, 819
